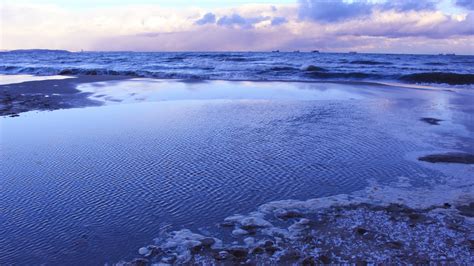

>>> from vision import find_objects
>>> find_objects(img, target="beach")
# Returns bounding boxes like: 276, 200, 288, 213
1, 75, 473, 264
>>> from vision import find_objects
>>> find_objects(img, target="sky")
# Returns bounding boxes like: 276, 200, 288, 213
1, 0, 474, 54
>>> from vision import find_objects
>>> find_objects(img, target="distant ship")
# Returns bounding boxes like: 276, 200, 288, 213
439, 53, 456, 56
272, 50, 280, 53
349, 51, 357, 54
311, 50, 320, 53
293, 50, 300, 53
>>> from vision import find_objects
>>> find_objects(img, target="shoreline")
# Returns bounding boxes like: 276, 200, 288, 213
123, 175, 474, 265
0, 74, 465, 118
0, 75, 131, 117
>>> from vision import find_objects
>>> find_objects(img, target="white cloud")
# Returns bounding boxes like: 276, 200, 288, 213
1, 1, 473, 54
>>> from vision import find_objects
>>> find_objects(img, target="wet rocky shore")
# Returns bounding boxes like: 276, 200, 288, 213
121, 201, 473, 265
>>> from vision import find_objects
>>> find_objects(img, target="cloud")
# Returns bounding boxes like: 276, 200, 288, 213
1, 1, 473, 54
271, 17, 287, 26
342, 11, 474, 39
298, 0, 439, 23
456, 0, 474, 10
195, 12, 216, 25
216, 14, 269, 29
380, 0, 438, 12
298, 0, 372, 22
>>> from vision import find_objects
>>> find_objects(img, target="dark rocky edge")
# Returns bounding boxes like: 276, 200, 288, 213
119, 202, 474, 265
0, 75, 130, 117
419, 153, 474, 164
400, 72, 474, 85
420, 117, 443, 125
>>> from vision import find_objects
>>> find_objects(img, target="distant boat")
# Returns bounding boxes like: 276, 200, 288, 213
293, 50, 300, 53
349, 51, 357, 54
311, 50, 320, 53
272, 50, 280, 53
445, 53, 456, 56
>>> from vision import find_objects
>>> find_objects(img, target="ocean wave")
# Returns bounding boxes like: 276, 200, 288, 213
423, 62, 448, 66
1, 64, 473, 86
350, 60, 392, 65
304, 71, 379, 79
400, 72, 474, 85
300, 64, 327, 72
268, 66, 299, 72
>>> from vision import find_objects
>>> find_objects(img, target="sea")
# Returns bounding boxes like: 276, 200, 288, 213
1, 50, 473, 86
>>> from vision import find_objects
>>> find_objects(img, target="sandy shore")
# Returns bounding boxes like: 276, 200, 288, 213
0, 75, 130, 117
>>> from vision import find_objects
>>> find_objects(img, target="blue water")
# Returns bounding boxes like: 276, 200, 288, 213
1, 79, 472, 265
1, 51, 473, 86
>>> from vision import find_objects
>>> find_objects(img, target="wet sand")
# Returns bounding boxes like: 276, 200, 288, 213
0, 75, 130, 116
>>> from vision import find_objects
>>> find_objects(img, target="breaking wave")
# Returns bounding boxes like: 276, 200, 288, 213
350, 60, 392, 65
1, 51, 473, 86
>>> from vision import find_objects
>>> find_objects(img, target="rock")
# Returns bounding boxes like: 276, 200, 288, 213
182, 240, 202, 250
131, 258, 149, 266
243, 237, 255, 246
387, 241, 403, 249
215, 250, 230, 260
200, 237, 215, 247
318, 254, 331, 264
457, 203, 474, 217
420, 117, 443, 125
298, 218, 311, 225
275, 209, 303, 220
161, 255, 177, 264
408, 213, 423, 221
263, 240, 274, 248
265, 246, 280, 254
418, 153, 474, 164
240, 217, 272, 230
355, 227, 368, 235
227, 246, 248, 258
279, 249, 301, 261
232, 228, 249, 236
138, 247, 150, 256
251, 247, 265, 254
301, 256, 316, 265
219, 221, 235, 227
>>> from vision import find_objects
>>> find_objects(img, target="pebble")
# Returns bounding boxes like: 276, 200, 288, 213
200, 237, 216, 247
227, 246, 248, 258
138, 247, 149, 256
216, 250, 230, 260
232, 228, 249, 236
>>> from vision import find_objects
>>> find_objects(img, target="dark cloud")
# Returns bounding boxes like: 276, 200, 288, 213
335, 12, 474, 39
271, 17, 287, 26
380, 0, 438, 12
195, 12, 216, 25
299, 0, 439, 23
217, 14, 268, 29
298, 0, 373, 22
456, 0, 474, 10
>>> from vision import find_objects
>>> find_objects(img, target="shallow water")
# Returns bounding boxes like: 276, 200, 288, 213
0, 80, 472, 265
